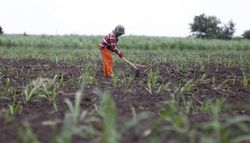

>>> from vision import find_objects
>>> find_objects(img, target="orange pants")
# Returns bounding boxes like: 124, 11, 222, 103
101, 48, 113, 77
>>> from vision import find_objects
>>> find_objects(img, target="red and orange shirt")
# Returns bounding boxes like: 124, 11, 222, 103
99, 32, 121, 54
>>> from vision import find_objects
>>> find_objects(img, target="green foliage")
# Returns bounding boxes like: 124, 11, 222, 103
200, 100, 250, 143
8, 94, 22, 116
0, 34, 249, 143
5, 78, 12, 96
242, 72, 248, 88
145, 70, 159, 94
80, 64, 97, 85
56, 83, 96, 143
98, 93, 119, 143
93, 91, 148, 143
0, 26, 3, 34
17, 122, 40, 143
219, 20, 235, 40
23, 75, 60, 111
190, 13, 235, 39
1, 35, 250, 55
0, 108, 14, 124
243, 30, 250, 40
190, 13, 221, 39
153, 99, 250, 143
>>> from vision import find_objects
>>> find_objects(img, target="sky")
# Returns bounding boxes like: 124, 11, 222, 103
0, 0, 249, 37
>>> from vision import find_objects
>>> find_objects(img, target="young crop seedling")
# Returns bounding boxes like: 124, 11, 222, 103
5, 78, 12, 96
167, 78, 209, 113
199, 99, 250, 143
17, 122, 40, 143
94, 90, 149, 143
80, 64, 98, 86
0, 108, 14, 124
8, 94, 22, 116
242, 72, 248, 88
145, 69, 160, 95
23, 75, 60, 111
97, 92, 119, 143
155, 82, 171, 96
56, 83, 97, 143
120, 72, 134, 90
111, 75, 120, 87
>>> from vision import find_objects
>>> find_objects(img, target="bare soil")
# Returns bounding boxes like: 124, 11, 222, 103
0, 59, 250, 143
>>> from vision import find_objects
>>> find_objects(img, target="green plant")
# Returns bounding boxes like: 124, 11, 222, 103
56, 83, 96, 143
24, 83, 42, 103
5, 78, 12, 96
111, 75, 120, 87
155, 105, 190, 133
121, 73, 134, 90
242, 72, 248, 88
80, 64, 97, 85
98, 92, 119, 143
64, 85, 86, 124
176, 63, 193, 73
17, 122, 40, 143
93, 90, 148, 143
8, 98, 22, 116
0, 108, 13, 124
167, 77, 215, 113
23, 75, 60, 110
152, 98, 250, 143
145, 70, 159, 94
200, 99, 250, 143
168, 79, 196, 112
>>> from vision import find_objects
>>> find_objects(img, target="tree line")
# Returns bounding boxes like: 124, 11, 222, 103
190, 13, 250, 40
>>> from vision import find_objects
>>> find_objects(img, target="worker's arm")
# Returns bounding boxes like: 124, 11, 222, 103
109, 35, 124, 58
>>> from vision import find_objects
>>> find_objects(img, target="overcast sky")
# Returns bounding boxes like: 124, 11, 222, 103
0, 0, 249, 36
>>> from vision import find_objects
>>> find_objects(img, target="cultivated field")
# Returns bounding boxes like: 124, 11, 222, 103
0, 35, 250, 143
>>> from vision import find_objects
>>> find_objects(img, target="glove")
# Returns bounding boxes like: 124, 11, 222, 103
118, 53, 124, 58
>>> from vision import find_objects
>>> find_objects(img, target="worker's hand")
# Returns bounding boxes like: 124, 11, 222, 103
118, 53, 124, 58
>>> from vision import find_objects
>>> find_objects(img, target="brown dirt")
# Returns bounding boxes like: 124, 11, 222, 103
0, 59, 250, 143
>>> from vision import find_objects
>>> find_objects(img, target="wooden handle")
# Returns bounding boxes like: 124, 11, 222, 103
122, 57, 138, 70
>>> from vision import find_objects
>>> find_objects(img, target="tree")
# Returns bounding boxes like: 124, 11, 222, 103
219, 20, 236, 40
242, 30, 250, 40
190, 14, 221, 39
0, 26, 3, 34
190, 14, 236, 39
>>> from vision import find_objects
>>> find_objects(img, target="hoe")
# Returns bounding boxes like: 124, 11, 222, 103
121, 57, 140, 77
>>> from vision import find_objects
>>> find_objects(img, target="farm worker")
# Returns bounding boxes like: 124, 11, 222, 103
99, 25, 125, 78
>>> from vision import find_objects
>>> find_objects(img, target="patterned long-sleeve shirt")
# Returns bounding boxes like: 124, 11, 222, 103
99, 32, 121, 54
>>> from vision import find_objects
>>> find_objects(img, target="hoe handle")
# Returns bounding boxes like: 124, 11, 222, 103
122, 57, 138, 70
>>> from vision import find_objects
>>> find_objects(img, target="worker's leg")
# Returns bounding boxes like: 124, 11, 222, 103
101, 48, 113, 78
